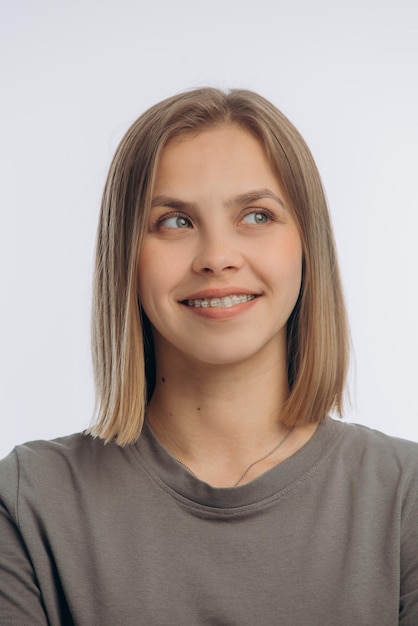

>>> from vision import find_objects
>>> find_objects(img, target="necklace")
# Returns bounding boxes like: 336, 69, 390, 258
173, 424, 296, 487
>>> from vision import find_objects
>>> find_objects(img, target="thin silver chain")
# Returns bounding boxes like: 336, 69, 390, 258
173, 424, 296, 487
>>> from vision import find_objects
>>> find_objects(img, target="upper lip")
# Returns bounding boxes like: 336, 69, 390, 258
180, 287, 262, 301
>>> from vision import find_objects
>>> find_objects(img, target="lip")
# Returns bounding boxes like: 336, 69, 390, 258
179, 287, 262, 301
179, 288, 261, 320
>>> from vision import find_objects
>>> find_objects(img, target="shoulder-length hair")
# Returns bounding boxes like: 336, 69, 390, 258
88, 87, 349, 445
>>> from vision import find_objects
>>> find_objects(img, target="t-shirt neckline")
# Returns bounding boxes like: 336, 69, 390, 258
134, 417, 344, 510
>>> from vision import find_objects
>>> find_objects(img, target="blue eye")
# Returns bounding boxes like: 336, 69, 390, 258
242, 211, 269, 225
159, 215, 192, 229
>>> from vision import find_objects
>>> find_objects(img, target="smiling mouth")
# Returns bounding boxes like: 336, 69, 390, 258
183, 294, 257, 309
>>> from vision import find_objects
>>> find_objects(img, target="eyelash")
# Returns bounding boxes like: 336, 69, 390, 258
241, 209, 276, 225
150, 211, 192, 231
150, 208, 277, 231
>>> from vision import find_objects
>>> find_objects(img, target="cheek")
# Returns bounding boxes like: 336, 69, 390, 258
137, 241, 186, 305
288, 238, 303, 282
137, 244, 160, 306
265, 233, 303, 289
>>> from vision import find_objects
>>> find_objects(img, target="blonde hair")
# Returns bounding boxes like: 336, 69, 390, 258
88, 87, 349, 445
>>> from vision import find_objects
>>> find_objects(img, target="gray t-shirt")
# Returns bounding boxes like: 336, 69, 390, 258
1, 418, 418, 625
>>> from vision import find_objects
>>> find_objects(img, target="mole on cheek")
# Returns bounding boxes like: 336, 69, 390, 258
161, 377, 165, 383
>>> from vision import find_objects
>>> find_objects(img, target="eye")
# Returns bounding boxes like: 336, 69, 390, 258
241, 210, 271, 225
156, 214, 193, 229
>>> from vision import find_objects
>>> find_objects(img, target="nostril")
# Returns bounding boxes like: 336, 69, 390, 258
193, 249, 243, 275
201, 265, 236, 273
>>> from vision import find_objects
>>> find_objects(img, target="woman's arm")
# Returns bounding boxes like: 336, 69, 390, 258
400, 481, 418, 624
0, 452, 48, 625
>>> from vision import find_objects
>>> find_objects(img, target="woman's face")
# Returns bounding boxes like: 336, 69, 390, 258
138, 125, 302, 369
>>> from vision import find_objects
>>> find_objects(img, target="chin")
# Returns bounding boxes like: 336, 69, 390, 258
183, 342, 276, 369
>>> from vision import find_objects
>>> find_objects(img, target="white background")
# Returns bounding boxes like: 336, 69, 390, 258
1, 0, 417, 458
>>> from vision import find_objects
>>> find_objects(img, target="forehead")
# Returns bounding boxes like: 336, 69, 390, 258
154, 124, 278, 193
162, 123, 267, 158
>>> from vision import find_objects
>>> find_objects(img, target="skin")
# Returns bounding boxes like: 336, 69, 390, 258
138, 124, 317, 487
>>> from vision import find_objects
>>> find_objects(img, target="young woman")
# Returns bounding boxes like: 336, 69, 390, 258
1, 88, 417, 625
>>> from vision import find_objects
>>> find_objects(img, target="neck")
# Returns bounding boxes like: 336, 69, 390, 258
146, 343, 312, 486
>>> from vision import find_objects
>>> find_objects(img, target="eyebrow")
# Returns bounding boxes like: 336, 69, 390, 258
150, 196, 195, 210
150, 188, 286, 211
226, 189, 286, 209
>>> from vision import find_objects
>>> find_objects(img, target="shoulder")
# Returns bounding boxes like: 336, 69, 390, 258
0, 433, 136, 520
0, 432, 109, 477
331, 420, 418, 506
338, 420, 418, 465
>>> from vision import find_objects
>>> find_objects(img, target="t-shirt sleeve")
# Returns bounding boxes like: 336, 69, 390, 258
0, 450, 48, 625
399, 468, 418, 624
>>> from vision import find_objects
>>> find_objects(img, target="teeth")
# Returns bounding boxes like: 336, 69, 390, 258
187, 294, 256, 308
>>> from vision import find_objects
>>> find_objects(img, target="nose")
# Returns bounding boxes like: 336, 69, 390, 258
191, 232, 244, 276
